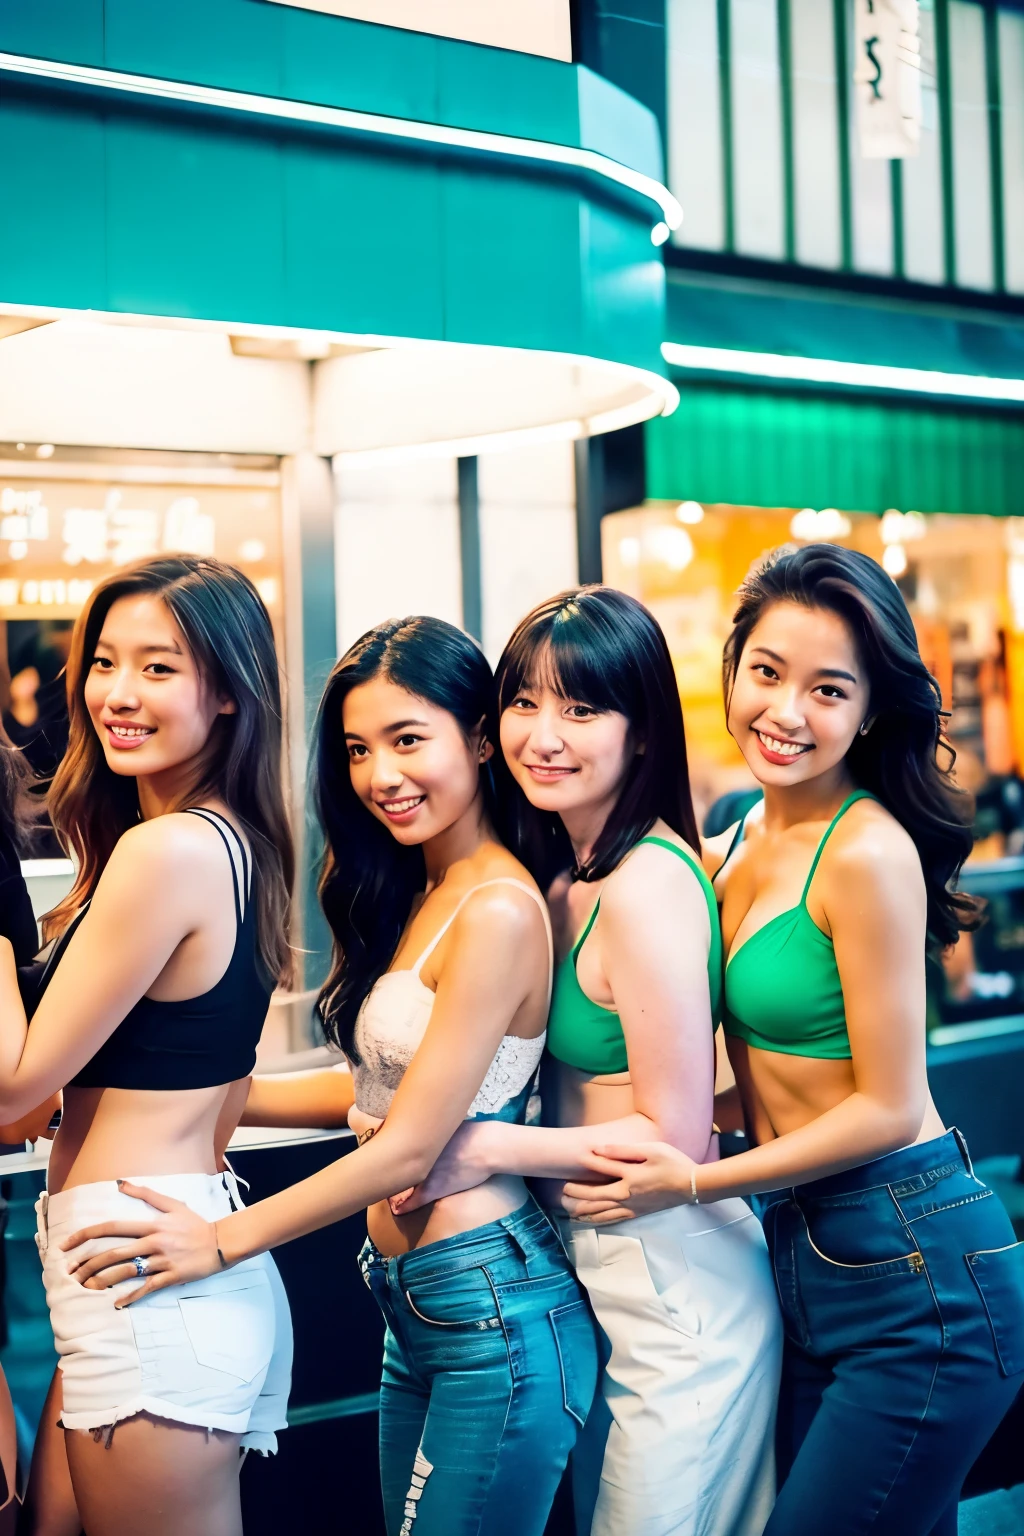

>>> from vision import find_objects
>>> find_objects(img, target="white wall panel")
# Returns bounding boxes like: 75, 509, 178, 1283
731, 0, 786, 259
790, 0, 842, 269
334, 457, 462, 655
901, 6, 945, 286
950, 0, 994, 290
478, 441, 577, 664
667, 0, 727, 250
999, 9, 1024, 294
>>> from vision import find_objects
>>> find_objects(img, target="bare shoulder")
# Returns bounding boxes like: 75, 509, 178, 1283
602, 833, 709, 926
821, 796, 924, 905
454, 877, 547, 942
104, 811, 234, 889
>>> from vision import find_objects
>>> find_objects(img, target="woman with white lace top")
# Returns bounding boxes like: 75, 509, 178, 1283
63, 615, 599, 1536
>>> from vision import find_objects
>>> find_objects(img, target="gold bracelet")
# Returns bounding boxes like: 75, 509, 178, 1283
690, 1166, 699, 1205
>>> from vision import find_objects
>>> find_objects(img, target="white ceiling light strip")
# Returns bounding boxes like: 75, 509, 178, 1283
661, 342, 1024, 403
0, 52, 682, 233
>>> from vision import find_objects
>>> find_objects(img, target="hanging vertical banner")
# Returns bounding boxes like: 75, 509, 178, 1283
853, 0, 922, 158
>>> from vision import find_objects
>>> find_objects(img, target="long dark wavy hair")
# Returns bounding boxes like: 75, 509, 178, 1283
46, 556, 294, 983
723, 543, 981, 951
314, 616, 507, 1060
495, 586, 700, 888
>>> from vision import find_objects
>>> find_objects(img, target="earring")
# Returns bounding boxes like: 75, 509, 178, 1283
859, 722, 871, 736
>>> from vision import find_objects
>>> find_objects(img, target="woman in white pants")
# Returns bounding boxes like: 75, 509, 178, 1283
385, 587, 782, 1536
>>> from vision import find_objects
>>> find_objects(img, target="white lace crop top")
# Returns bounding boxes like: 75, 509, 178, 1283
351, 879, 550, 1122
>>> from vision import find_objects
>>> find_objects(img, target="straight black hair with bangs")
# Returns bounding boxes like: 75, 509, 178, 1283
496, 586, 699, 887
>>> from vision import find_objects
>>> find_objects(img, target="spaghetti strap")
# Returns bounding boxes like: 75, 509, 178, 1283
799, 789, 876, 904
410, 878, 554, 1002
715, 812, 751, 880
183, 808, 245, 926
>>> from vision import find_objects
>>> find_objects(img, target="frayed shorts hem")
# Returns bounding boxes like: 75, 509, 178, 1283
58, 1395, 282, 1454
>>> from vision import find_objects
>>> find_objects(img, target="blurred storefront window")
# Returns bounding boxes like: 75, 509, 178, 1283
603, 501, 1024, 1036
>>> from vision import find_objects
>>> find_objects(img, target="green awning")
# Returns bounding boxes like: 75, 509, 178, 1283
646, 380, 1024, 517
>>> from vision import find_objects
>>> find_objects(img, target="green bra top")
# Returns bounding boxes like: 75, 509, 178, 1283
723, 789, 876, 1061
546, 837, 723, 1076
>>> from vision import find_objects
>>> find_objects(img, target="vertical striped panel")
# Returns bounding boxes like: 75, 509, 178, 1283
646, 384, 1024, 518
949, 0, 995, 290
666, 0, 727, 250
999, 8, 1024, 295
846, 0, 894, 276
844, 0, 893, 275
902, 4, 946, 285
790, 0, 842, 268
730, 0, 786, 258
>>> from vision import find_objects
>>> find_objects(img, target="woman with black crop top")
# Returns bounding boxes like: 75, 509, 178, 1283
0, 556, 294, 1536
560, 546, 1024, 1536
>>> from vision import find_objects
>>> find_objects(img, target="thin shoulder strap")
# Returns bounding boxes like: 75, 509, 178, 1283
715, 812, 751, 880
184, 808, 245, 926
635, 834, 715, 899
800, 790, 876, 904
574, 836, 709, 958
635, 836, 722, 1007
412, 878, 554, 1002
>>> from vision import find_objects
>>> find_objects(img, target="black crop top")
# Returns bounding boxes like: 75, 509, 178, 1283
68, 809, 274, 1091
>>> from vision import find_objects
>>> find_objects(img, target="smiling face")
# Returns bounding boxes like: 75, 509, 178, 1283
499, 652, 634, 829
343, 675, 489, 847
83, 593, 233, 784
728, 601, 871, 789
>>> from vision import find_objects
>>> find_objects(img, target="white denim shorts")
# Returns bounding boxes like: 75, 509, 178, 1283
35, 1170, 292, 1453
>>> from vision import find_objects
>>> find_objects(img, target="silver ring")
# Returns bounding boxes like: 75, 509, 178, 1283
132, 1256, 149, 1278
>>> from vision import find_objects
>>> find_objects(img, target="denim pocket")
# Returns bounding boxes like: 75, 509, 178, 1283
966, 1241, 1024, 1377
548, 1299, 597, 1427
799, 1207, 924, 1280
403, 1266, 501, 1330
177, 1267, 273, 1383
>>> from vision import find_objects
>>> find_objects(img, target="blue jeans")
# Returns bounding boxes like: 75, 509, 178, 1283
761, 1129, 1024, 1536
359, 1199, 599, 1536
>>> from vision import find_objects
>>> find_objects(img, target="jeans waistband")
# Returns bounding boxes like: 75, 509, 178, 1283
363, 1198, 559, 1285
766, 1128, 972, 1207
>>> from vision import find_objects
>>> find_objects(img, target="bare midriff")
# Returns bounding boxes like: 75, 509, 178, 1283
732, 1040, 947, 1146
47, 1078, 251, 1194
366, 1175, 531, 1257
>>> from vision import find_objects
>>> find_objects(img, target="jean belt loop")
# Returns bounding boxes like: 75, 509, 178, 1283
500, 1211, 542, 1274
951, 1125, 975, 1178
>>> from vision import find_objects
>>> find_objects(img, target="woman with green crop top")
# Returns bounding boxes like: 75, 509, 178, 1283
385, 588, 782, 1536
562, 546, 1024, 1536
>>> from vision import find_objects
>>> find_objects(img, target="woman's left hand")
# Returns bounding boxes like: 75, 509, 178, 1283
560, 1142, 696, 1223
60, 1182, 223, 1305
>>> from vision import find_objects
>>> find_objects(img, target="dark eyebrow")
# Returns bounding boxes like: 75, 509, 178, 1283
750, 647, 857, 684
343, 719, 429, 739
93, 640, 182, 655
749, 646, 784, 664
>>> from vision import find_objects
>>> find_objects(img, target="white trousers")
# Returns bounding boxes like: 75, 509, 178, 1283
560, 1199, 782, 1536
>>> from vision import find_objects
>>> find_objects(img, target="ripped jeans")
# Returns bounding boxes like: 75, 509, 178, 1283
359, 1199, 599, 1536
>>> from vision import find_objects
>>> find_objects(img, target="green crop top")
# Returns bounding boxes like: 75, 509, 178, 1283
723, 789, 876, 1061
546, 837, 723, 1076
